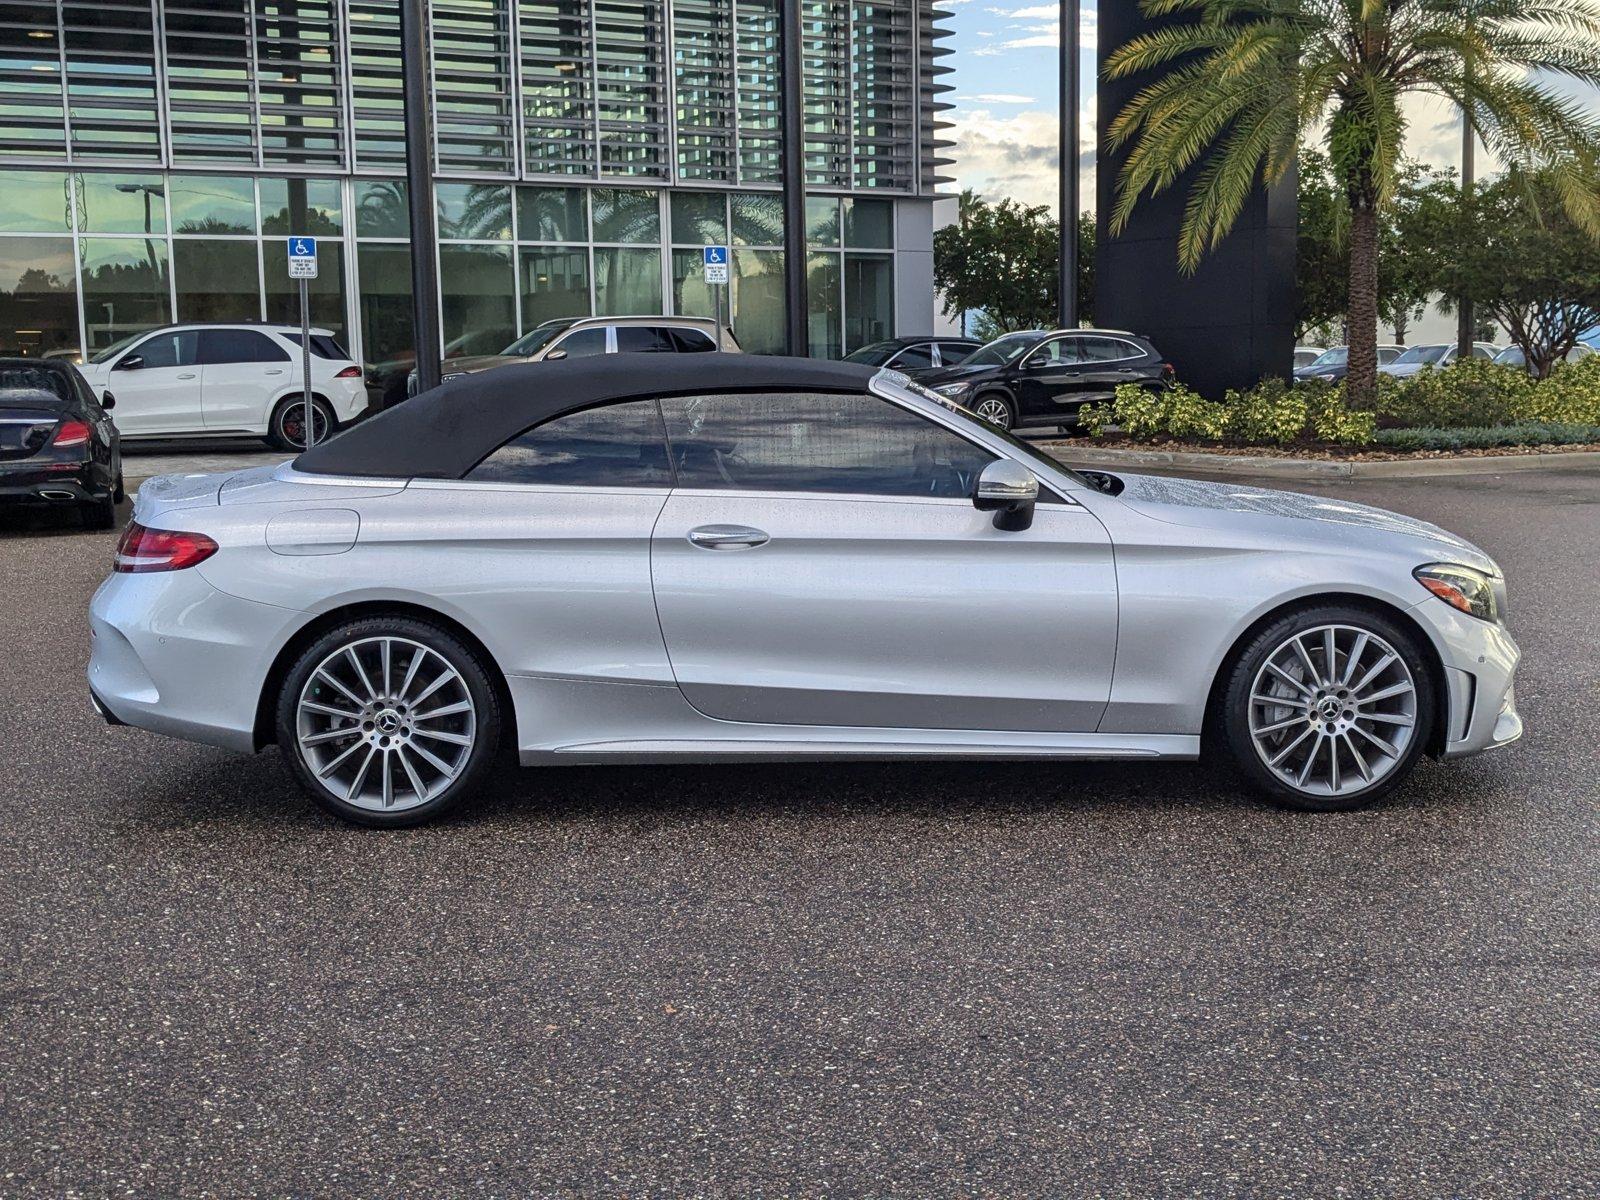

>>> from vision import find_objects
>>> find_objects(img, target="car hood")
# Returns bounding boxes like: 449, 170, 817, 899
1108, 471, 1498, 573
441, 353, 522, 376
919, 362, 998, 387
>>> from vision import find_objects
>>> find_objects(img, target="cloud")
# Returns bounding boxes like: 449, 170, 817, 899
953, 93, 1038, 104
967, 8, 1098, 56
944, 104, 1098, 213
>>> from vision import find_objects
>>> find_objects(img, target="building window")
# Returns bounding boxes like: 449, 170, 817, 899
731, 248, 785, 354
440, 243, 517, 359
735, 0, 782, 185
163, 2, 258, 164
519, 246, 590, 326
437, 183, 512, 240
844, 252, 893, 352
517, 186, 587, 243
265, 240, 348, 341
432, 0, 516, 174
261, 178, 343, 236
0, 172, 73, 234
592, 188, 660, 244
355, 241, 413, 401
354, 180, 409, 239
519, 0, 596, 177
169, 176, 257, 236
79, 238, 170, 353
174, 239, 262, 323
76, 176, 168, 236
594, 247, 661, 315
0, 236, 78, 358
673, 1, 735, 182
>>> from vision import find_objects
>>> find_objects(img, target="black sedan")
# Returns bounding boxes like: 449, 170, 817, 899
843, 336, 983, 374
917, 329, 1173, 430
0, 358, 122, 528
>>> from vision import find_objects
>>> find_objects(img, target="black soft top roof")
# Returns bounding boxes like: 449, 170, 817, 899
294, 354, 876, 479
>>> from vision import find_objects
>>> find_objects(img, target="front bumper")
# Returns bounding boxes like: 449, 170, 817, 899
1415, 596, 1522, 758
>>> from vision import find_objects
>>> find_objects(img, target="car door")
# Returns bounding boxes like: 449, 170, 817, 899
546, 325, 608, 360
1009, 335, 1087, 422
199, 329, 294, 431
887, 343, 935, 371
650, 390, 1119, 732
102, 329, 202, 435
1074, 335, 1149, 403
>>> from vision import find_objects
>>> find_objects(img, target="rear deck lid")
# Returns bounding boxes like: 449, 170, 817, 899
0, 389, 69, 462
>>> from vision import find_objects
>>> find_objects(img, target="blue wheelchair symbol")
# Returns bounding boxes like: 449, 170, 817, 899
703, 246, 727, 265
288, 237, 317, 258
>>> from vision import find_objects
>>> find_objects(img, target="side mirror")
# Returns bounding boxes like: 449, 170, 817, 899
974, 459, 1038, 531
544, 348, 568, 361
114, 355, 143, 371
100, 393, 116, 411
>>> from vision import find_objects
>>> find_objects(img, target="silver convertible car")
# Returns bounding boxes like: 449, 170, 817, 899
88, 357, 1521, 827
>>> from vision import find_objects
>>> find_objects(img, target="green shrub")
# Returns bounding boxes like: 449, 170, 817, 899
1225, 378, 1310, 445
1308, 388, 1377, 444
1160, 385, 1230, 440
1375, 358, 1532, 427
1515, 355, 1600, 424
1373, 422, 1600, 451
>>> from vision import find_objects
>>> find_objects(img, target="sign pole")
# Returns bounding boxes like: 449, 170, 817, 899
703, 245, 730, 350
299, 275, 313, 446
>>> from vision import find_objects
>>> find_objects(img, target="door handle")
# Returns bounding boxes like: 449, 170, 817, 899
265, 368, 284, 375
687, 524, 769, 550
177, 372, 196, 380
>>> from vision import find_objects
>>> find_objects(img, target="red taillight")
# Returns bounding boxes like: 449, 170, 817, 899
113, 521, 219, 573
52, 419, 91, 448
334, 365, 361, 379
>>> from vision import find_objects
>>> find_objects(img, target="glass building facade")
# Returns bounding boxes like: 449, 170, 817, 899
0, 1, 953, 393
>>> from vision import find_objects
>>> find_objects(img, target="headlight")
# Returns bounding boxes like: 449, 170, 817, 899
933, 382, 971, 398
1415, 563, 1499, 623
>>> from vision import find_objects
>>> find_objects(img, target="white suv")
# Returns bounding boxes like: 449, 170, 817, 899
78, 323, 368, 450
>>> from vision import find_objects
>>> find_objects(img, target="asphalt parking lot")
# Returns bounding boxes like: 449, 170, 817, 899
1, 457, 1596, 1197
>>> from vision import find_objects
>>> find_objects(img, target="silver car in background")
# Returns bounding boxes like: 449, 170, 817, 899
89, 357, 1521, 827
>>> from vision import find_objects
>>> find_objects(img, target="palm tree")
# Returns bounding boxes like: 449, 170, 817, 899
1104, 0, 1600, 401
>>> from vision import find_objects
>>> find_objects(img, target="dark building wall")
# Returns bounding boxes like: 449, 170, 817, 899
1094, 0, 1296, 397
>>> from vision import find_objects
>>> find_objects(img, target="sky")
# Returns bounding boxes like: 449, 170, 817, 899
938, 0, 1482, 215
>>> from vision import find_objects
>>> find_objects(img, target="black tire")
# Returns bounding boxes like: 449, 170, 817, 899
267, 395, 336, 452
274, 615, 505, 828
113, 473, 126, 504
1220, 603, 1436, 812
80, 490, 116, 531
969, 391, 1018, 431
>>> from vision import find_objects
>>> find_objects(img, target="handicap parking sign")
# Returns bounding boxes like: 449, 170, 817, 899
702, 245, 728, 284
287, 236, 318, 280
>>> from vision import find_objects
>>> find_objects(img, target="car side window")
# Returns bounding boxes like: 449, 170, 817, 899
1472, 346, 1493, 359
659, 391, 996, 499
200, 329, 291, 365
892, 343, 934, 369
666, 327, 717, 353
615, 326, 675, 353
1029, 337, 1083, 367
939, 343, 977, 365
124, 330, 198, 370
1079, 336, 1139, 363
553, 327, 607, 358
465, 398, 673, 487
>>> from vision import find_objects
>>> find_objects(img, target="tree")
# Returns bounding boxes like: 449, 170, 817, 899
934, 192, 1094, 334
1440, 169, 1600, 374
1104, 0, 1600, 403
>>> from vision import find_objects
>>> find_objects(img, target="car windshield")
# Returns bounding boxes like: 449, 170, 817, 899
501, 321, 574, 357
843, 341, 900, 366
89, 331, 146, 365
1393, 344, 1447, 365
871, 368, 1091, 490
1494, 346, 1525, 366
1309, 347, 1348, 367
962, 332, 1045, 369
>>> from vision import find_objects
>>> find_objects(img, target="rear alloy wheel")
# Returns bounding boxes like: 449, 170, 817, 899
1222, 606, 1435, 812
971, 393, 1017, 430
276, 617, 503, 827
80, 490, 116, 531
268, 396, 335, 451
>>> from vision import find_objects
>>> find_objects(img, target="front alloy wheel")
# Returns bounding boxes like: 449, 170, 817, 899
276, 618, 502, 826
971, 394, 1016, 430
1222, 607, 1434, 811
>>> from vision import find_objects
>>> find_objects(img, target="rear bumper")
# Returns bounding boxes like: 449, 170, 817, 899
0, 459, 106, 504
88, 567, 303, 753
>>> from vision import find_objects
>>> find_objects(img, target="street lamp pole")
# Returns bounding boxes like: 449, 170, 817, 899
1058, 0, 1080, 329
400, 0, 444, 394
780, 0, 809, 356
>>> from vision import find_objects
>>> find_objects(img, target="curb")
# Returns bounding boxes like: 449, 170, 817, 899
1039, 443, 1600, 479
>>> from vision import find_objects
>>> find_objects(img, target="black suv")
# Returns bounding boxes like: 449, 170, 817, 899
918, 329, 1172, 430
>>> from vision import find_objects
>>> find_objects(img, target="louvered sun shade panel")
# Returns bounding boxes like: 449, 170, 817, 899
518, 0, 592, 177
164, 1, 258, 163
0, 0, 68, 158
432, 0, 514, 174
593, 0, 667, 178
734, 0, 780, 185
348, 0, 404, 170
254, 0, 345, 169
851, 0, 913, 190
672, 0, 735, 183
801, 0, 850, 189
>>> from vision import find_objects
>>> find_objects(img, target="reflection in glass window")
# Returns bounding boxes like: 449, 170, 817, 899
437, 184, 512, 240
169, 176, 257, 235
79, 238, 171, 352
265, 241, 348, 340
76, 176, 168, 235
594, 1, 668, 178
594, 248, 662, 315
844, 254, 894, 353
164, 5, 257, 162
592, 189, 661, 243
432, 0, 516, 173
356, 242, 414, 402
670, 192, 727, 246
517, 187, 587, 242
261, 178, 343, 236
125, 330, 197, 369
0, 237, 78, 358
175, 240, 262, 323
731, 248, 784, 354
735, 0, 781, 183
671, 249, 717, 320
468, 399, 672, 487
660, 392, 994, 498
806, 196, 840, 246
518, 0, 597, 176
673, 2, 735, 181
807, 252, 841, 358
0, 173, 73, 233
731, 192, 783, 246
844, 198, 893, 248
440, 245, 517, 359
354, 180, 410, 238
520, 247, 591, 326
